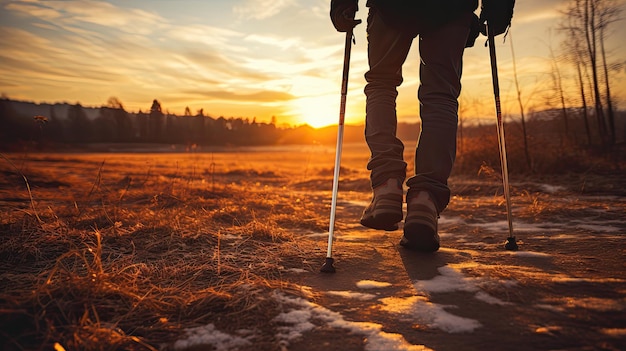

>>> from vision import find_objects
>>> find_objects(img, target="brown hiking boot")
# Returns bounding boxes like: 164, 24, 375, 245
401, 190, 440, 252
360, 178, 403, 231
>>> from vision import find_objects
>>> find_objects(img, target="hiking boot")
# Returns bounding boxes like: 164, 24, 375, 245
360, 178, 403, 231
401, 190, 440, 252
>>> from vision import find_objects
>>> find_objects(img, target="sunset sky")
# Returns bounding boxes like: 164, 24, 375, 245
1, 0, 625, 128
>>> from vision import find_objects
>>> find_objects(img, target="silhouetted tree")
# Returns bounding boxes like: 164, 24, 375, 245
149, 99, 164, 142
67, 103, 92, 143
94, 109, 116, 142
0, 99, 29, 145
46, 105, 64, 143
104, 97, 133, 141
136, 110, 148, 141
165, 113, 181, 144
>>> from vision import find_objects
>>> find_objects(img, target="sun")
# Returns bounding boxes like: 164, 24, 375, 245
291, 94, 364, 128
290, 94, 341, 128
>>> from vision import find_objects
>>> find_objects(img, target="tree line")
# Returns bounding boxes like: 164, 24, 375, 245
0, 98, 310, 149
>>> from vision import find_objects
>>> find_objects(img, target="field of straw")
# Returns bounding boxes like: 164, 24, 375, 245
0, 145, 359, 350
1, 142, 624, 350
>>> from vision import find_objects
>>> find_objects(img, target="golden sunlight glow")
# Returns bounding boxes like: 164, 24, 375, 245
291, 94, 341, 128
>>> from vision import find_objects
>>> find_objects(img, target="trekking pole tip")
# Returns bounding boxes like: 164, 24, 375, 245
320, 257, 336, 273
504, 236, 518, 251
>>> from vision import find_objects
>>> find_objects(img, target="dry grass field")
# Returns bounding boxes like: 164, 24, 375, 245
1, 143, 624, 350
0, 144, 370, 350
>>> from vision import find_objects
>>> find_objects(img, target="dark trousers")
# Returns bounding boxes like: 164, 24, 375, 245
364, 8, 472, 213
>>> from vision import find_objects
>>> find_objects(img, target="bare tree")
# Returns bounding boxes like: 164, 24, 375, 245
509, 32, 532, 171
584, 0, 608, 145
560, 23, 594, 146
548, 40, 570, 140
560, 0, 622, 149
574, 48, 592, 146
106, 96, 125, 110
596, 1, 622, 145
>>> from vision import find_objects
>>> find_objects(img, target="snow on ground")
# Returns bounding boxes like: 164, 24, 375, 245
356, 280, 392, 289
276, 267, 506, 346
172, 271, 491, 350
273, 291, 433, 351
441, 214, 626, 234
504, 250, 551, 258
172, 258, 623, 351
413, 265, 480, 294
171, 189, 624, 350
173, 323, 253, 351
326, 290, 377, 300
537, 184, 566, 194
378, 295, 482, 333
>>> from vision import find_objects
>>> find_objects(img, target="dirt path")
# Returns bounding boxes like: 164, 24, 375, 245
280, 192, 626, 351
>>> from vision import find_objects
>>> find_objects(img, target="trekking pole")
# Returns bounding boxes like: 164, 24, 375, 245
487, 24, 518, 251
321, 29, 354, 273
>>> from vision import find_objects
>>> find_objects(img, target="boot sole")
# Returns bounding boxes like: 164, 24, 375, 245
401, 221, 440, 252
360, 210, 402, 231
360, 194, 402, 231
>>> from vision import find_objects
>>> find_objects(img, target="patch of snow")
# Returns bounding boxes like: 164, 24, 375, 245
274, 309, 316, 341
471, 218, 626, 235
379, 296, 482, 333
573, 223, 623, 233
326, 290, 377, 300
173, 323, 252, 351
506, 250, 551, 258
579, 195, 623, 202
413, 266, 479, 294
285, 268, 308, 273
356, 280, 392, 289
474, 291, 512, 305
273, 292, 432, 351
471, 220, 561, 233
538, 184, 565, 194
413, 265, 514, 306
438, 215, 466, 226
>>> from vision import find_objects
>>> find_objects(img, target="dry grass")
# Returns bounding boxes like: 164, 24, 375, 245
1, 141, 623, 350
0, 151, 334, 351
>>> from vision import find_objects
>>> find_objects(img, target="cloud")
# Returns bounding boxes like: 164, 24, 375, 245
233, 0, 296, 20
167, 24, 244, 51
5, 1, 62, 20
0, 26, 124, 85
184, 90, 296, 103
6, 0, 166, 34
244, 34, 299, 50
